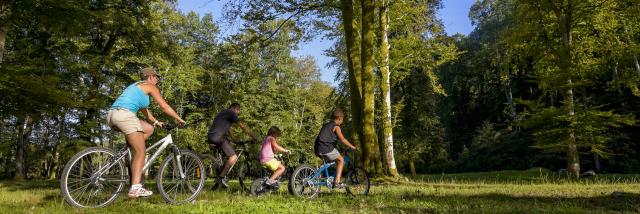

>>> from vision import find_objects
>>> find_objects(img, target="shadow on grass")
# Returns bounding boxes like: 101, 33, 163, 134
0, 179, 59, 192
415, 168, 640, 185
384, 190, 640, 213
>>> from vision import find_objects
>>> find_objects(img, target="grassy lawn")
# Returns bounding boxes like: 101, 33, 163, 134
1, 169, 639, 213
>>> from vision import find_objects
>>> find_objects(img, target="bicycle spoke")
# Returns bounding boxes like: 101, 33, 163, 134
67, 177, 91, 185
69, 182, 91, 194
165, 181, 179, 195
157, 152, 204, 204
63, 149, 124, 208
85, 186, 98, 206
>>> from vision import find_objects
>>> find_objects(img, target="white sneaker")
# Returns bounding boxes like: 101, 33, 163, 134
128, 187, 153, 198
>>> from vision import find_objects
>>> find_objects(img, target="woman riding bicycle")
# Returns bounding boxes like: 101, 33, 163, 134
107, 67, 186, 198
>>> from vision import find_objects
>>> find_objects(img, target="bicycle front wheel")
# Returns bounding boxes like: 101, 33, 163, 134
289, 164, 319, 199
232, 155, 261, 192
60, 147, 127, 208
156, 150, 206, 204
249, 177, 268, 196
345, 167, 370, 196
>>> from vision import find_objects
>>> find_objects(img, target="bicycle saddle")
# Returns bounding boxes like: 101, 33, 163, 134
208, 143, 219, 151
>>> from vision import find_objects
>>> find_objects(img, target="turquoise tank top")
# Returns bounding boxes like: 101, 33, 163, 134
111, 81, 150, 113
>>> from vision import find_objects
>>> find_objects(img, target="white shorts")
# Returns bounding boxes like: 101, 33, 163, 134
107, 109, 143, 135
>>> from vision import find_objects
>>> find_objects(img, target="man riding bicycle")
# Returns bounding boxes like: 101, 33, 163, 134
207, 103, 258, 188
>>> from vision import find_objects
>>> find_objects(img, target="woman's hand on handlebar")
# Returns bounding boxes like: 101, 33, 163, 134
155, 121, 166, 128
175, 117, 186, 127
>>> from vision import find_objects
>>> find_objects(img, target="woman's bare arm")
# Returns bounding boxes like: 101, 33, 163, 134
141, 108, 165, 127
143, 84, 184, 125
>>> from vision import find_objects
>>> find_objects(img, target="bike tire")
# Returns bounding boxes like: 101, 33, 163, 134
199, 153, 223, 190
289, 164, 319, 199
235, 160, 248, 192
249, 177, 268, 196
156, 150, 206, 204
345, 167, 370, 196
60, 147, 126, 208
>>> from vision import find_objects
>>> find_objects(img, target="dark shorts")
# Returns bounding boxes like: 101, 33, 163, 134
208, 134, 236, 157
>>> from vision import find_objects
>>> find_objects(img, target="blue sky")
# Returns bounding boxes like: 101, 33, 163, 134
176, 0, 476, 86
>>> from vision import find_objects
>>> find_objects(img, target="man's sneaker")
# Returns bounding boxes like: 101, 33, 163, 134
217, 176, 230, 188
128, 187, 153, 198
333, 182, 346, 189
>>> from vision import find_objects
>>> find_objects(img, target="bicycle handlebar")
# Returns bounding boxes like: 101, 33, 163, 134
232, 140, 256, 146
162, 123, 189, 131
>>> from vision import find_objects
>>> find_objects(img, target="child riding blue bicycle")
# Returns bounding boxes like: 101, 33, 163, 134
289, 108, 370, 198
314, 108, 357, 188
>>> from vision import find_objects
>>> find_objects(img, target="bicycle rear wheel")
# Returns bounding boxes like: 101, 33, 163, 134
289, 164, 319, 199
156, 150, 206, 204
345, 167, 370, 196
199, 153, 223, 189
232, 159, 250, 191
60, 147, 126, 208
231, 154, 262, 192
249, 177, 268, 196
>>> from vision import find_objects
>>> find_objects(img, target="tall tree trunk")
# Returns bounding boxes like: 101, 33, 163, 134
14, 114, 31, 181
340, 0, 364, 154
622, 21, 640, 76
49, 114, 65, 180
3, 157, 9, 178
360, 0, 382, 175
49, 144, 59, 180
409, 159, 416, 177
0, 0, 13, 64
505, 87, 516, 121
565, 79, 579, 179
552, 0, 580, 179
633, 53, 640, 77
497, 49, 517, 125
378, 0, 398, 177
593, 153, 601, 172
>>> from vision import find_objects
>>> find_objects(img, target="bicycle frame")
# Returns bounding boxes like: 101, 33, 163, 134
97, 133, 186, 180
308, 155, 353, 187
225, 148, 244, 173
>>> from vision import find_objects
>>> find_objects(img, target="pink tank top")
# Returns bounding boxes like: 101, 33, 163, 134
259, 136, 276, 163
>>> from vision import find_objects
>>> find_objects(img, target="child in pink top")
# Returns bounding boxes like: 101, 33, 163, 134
259, 126, 290, 187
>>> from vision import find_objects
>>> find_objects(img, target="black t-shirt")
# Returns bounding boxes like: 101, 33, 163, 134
315, 121, 337, 154
207, 109, 240, 141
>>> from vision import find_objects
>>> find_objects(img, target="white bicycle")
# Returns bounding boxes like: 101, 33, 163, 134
59, 124, 205, 208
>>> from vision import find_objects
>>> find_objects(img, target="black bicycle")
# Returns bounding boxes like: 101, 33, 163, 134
199, 140, 261, 192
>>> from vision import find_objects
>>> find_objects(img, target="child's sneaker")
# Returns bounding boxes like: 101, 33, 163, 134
128, 186, 153, 198
266, 181, 280, 190
333, 182, 346, 189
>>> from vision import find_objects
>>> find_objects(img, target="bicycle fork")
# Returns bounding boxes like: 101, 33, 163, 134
169, 144, 187, 179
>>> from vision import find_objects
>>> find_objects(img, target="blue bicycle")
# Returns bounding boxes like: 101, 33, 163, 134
289, 149, 370, 199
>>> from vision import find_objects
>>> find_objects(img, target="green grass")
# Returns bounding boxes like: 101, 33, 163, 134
417, 168, 640, 184
1, 169, 640, 213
